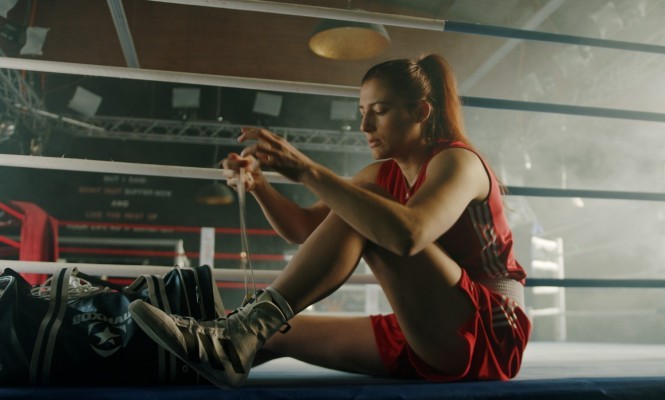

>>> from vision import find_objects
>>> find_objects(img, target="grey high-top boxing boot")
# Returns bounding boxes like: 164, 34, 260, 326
129, 287, 293, 389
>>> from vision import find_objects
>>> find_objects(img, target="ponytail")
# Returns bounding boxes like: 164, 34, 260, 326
416, 54, 467, 146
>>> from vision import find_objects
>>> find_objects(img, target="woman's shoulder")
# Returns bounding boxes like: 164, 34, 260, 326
430, 144, 482, 167
427, 145, 492, 202
432, 139, 470, 153
350, 160, 384, 185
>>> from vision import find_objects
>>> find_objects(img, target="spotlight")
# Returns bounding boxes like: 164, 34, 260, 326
0, 0, 18, 18
68, 86, 102, 117
253, 92, 283, 117
0, 119, 16, 143
20, 26, 49, 56
330, 99, 358, 121
172, 87, 201, 109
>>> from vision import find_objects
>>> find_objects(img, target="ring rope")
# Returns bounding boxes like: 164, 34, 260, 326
0, 154, 292, 183
3, 260, 665, 289
0, 57, 358, 98
3, 58, 665, 124
0, 260, 377, 285
154, 0, 665, 55
1, 155, 664, 202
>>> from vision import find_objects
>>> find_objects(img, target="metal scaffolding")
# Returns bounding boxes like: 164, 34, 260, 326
0, 50, 50, 153
56, 116, 369, 153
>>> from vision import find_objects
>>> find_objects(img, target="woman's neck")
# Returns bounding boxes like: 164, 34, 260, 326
396, 146, 431, 187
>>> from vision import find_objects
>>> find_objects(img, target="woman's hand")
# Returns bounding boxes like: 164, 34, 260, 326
220, 152, 263, 192
239, 127, 316, 183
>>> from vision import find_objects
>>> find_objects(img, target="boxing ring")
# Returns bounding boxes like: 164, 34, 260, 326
2, 0, 665, 398
2, 162, 665, 400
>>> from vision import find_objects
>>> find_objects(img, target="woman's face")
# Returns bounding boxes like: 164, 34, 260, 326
359, 78, 423, 160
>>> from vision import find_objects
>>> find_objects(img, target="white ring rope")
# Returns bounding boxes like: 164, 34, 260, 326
0, 57, 359, 98
149, 0, 446, 31
0, 260, 379, 285
0, 154, 297, 184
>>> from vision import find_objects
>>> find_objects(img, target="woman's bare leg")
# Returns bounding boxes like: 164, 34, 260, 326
269, 211, 365, 314
363, 243, 475, 376
268, 209, 476, 377
259, 315, 388, 377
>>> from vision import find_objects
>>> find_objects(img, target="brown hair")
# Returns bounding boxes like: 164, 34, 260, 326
361, 53, 470, 148
362, 54, 507, 193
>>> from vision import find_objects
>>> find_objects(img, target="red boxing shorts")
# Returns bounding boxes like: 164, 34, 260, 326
370, 269, 531, 381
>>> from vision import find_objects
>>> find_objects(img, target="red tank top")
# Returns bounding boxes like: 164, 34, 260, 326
376, 140, 526, 282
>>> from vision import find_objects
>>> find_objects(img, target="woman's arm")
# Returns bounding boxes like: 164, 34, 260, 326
302, 148, 489, 256
239, 128, 489, 256
222, 152, 329, 244
251, 182, 329, 244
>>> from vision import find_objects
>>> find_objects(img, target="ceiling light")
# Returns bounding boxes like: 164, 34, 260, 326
20, 26, 50, 56
68, 86, 102, 117
330, 99, 359, 121
172, 87, 201, 109
253, 92, 283, 117
0, 0, 18, 18
308, 19, 390, 61
195, 181, 234, 206
0, 120, 15, 143
196, 145, 234, 206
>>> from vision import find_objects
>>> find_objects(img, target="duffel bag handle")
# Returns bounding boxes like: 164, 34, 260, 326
70, 270, 126, 293
194, 264, 225, 319
31, 268, 113, 299
29, 267, 74, 385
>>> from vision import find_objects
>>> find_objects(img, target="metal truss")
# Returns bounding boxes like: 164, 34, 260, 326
0, 55, 42, 113
0, 63, 367, 153
61, 116, 369, 153
0, 50, 366, 154
0, 51, 50, 151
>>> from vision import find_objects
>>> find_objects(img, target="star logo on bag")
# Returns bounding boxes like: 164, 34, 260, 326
94, 326, 120, 345
88, 322, 126, 358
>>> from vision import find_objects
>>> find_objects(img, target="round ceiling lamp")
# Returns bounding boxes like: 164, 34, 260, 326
195, 181, 234, 206
308, 19, 391, 61
195, 145, 234, 206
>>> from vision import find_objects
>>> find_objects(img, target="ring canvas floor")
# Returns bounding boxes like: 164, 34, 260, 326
1, 341, 664, 399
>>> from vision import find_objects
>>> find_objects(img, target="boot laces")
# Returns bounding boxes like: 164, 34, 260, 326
238, 167, 257, 305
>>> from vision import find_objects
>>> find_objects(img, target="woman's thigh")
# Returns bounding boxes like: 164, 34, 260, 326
362, 241, 476, 376
261, 314, 388, 377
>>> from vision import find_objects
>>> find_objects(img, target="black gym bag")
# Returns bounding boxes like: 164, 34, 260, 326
0, 265, 225, 386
